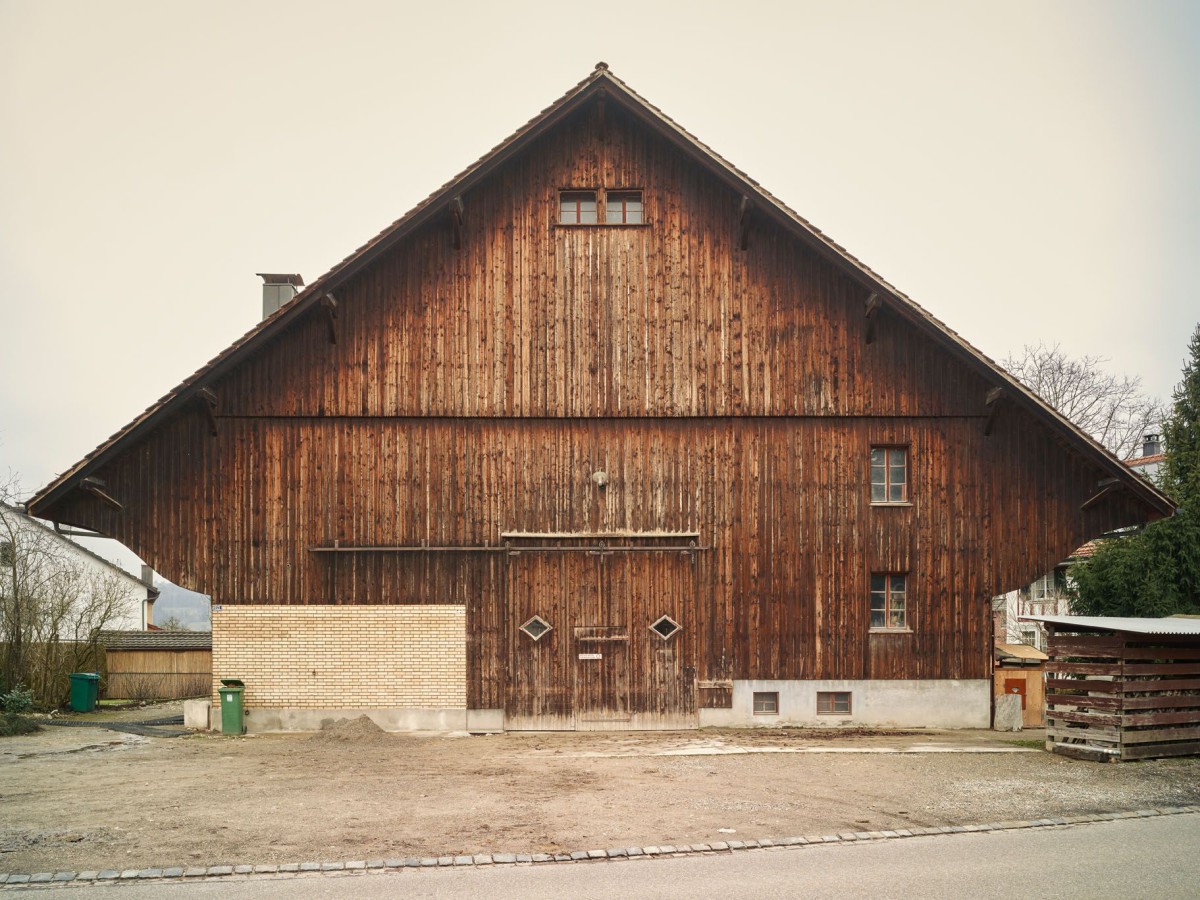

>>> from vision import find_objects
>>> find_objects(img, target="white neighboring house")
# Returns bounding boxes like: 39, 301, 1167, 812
996, 564, 1075, 652
993, 434, 1167, 651
0, 503, 157, 633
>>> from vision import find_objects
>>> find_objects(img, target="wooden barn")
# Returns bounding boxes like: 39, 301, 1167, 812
28, 65, 1173, 732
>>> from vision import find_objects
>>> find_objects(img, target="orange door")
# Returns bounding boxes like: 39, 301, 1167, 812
1004, 678, 1027, 710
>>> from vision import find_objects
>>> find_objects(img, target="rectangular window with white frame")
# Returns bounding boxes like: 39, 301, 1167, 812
870, 446, 908, 504
870, 573, 909, 631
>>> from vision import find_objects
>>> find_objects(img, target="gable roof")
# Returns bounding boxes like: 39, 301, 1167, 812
28, 64, 1176, 521
1, 503, 149, 593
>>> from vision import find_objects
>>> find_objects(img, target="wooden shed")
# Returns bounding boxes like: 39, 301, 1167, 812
101, 630, 212, 701
1032, 616, 1200, 761
27, 66, 1174, 733
994, 643, 1048, 728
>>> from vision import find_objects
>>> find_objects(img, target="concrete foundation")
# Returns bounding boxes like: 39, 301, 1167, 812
698, 679, 991, 729
239, 707, 468, 734
466, 708, 505, 733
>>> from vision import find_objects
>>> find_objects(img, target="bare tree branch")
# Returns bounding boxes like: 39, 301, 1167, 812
1, 474, 136, 704
1003, 343, 1167, 460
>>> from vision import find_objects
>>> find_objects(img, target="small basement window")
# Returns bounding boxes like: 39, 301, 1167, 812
605, 190, 643, 224
817, 691, 852, 715
519, 615, 553, 642
559, 190, 598, 224
650, 614, 681, 641
753, 692, 779, 715
870, 446, 908, 504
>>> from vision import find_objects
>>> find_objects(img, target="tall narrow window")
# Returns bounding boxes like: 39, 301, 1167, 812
870, 447, 908, 503
870, 573, 908, 630
605, 190, 643, 224
559, 190, 598, 224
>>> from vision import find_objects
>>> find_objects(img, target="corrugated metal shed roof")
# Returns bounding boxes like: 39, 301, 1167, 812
100, 630, 212, 650
1023, 615, 1200, 636
995, 643, 1049, 661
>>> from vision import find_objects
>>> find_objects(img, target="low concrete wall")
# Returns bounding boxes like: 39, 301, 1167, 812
242, 707, 469, 734
699, 679, 991, 729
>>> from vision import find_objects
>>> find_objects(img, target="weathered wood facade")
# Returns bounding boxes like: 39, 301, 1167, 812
29, 67, 1174, 731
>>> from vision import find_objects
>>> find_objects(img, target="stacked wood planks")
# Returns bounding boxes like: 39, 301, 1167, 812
1046, 632, 1200, 762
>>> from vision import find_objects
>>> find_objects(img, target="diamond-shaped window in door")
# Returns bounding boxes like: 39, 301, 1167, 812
650, 614, 681, 641
519, 615, 553, 642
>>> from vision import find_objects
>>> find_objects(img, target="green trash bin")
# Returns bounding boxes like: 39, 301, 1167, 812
68, 673, 100, 713
219, 679, 245, 735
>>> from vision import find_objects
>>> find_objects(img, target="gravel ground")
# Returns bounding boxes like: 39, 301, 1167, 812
1, 705, 1197, 875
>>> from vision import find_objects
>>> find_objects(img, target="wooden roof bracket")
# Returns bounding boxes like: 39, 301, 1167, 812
1081, 478, 1126, 512
738, 196, 753, 250
449, 196, 465, 250
195, 387, 219, 437
80, 476, 123, 512
319, 293, 339, 345
596, 87, 607, 143
984, 387, 1006, 437
864, 293, 882, 344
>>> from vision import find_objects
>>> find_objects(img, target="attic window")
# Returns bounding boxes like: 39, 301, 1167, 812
519, 615, 553, 642
559, 191, 598, 224
558, 189, 644, 225
605, 191, 643, 224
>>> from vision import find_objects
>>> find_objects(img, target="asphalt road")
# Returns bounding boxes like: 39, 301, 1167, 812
11, 814, 1198, 898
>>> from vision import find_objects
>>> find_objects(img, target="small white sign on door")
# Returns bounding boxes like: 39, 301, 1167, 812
578, 652, 602, 660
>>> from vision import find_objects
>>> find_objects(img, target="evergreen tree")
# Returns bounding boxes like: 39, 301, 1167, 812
1072, 325, 1200, 616
1162, 326, 1200, 505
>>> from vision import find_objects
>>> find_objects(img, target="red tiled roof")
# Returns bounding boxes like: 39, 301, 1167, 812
1070, 541, 1099, 559
1129, 454, 1165, 467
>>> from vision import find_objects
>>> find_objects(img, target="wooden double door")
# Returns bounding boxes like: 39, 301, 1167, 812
505, 550, 697, 730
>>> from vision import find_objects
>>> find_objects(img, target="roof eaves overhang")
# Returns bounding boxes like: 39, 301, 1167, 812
28, 66, 1176, 523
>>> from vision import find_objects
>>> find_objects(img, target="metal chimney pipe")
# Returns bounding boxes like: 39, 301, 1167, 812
257, 273, 305, 319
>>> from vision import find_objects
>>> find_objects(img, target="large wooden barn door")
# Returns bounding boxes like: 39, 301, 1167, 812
505, 545, 697, 731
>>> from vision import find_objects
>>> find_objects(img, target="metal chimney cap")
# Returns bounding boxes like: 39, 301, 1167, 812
256, 273, 305, 286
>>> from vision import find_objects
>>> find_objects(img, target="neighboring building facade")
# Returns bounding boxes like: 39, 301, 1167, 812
1, 503, 156, 633
27, 67, 1174, 731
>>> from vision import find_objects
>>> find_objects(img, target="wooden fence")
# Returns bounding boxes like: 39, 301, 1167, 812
105, 648, 212, 700
1046, 632, 1200, 762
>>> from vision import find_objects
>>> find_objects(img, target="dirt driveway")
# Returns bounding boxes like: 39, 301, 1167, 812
2, 706, 1198, 874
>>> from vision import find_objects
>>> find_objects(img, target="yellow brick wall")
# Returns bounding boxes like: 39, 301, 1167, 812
211, 605, 466, 709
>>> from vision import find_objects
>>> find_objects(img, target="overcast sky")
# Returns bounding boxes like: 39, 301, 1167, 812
2, 1, 1198, 571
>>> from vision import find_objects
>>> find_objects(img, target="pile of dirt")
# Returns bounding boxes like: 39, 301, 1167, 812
306, 715, 392, 745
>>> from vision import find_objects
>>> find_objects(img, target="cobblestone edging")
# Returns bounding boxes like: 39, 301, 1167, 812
2, 806, 1197, 886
